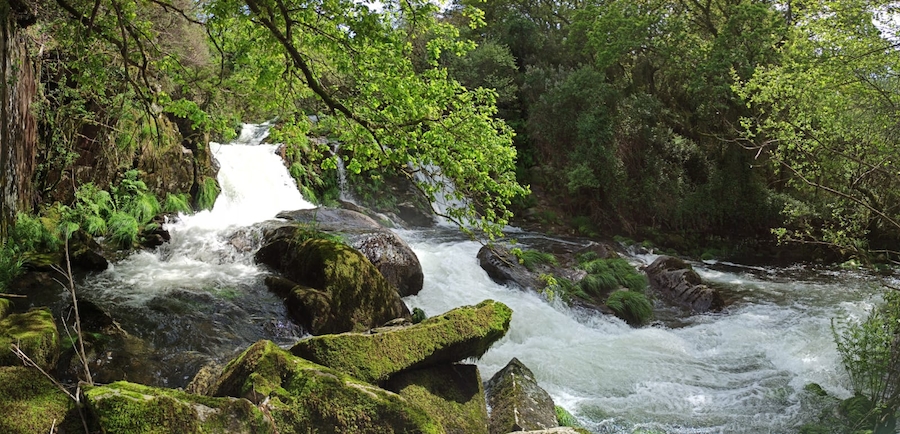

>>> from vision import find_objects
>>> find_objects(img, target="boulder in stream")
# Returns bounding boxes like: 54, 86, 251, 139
256, 237, 410, 334
85, 381, 269, 433
484, 357, 559, 434
644, 256, 724, 313
385, 364, 490, 434
274, 207, 424, 296
477, 245, 542, 291
0, 308, 59, 371
291, 300, 513, 383
209, 339, 442, 433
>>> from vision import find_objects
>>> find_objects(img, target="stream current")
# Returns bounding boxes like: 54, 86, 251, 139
57, 124, 888, 433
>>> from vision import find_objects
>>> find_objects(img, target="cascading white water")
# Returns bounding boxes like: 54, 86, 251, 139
77, 124, 316, 386
400, 231, 882, 433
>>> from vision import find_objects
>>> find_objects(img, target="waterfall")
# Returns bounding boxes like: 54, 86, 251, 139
400, 230, 876, 433
76, 123, 316, 386
331, 142, 358, 204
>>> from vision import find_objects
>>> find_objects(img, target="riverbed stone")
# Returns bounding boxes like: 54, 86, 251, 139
256, 237, 409, 334
0, 308, 59, 370
210, 339, 442, 434
484, 358, 558, 434
84, 381, 270, 434
644, 256, 724, 313
385, 364, 490, 434
274, 207, 425, 296
0, 366, 82, 434
477, 245, 542, 291
291, 300, 513, 384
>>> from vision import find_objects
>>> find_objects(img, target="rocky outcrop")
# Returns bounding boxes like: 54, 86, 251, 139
385, 364, 489, 434
484, 358, 558, 434
291, 300, 513, 383
0, 366, 82, 434
209, 340, 442, 434
644, 256, 724, 313
477, 245, 542, 291
0, 308, 59, 370
256, 237, 410, 334
85, 381, 270, 434
275, 207, 424, 296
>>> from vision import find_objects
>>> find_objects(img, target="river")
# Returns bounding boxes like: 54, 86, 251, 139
65, 124, 886, 432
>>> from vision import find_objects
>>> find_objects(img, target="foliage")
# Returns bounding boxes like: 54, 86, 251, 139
832, 291, 900, 432
606, 291, 653, 326
509, 247, 557, 271
579, 258, 648, 293
411, 308, 427, 324
163, 193, 193, 214
195, 177, 220, 211
555, 405, 579, 428
107, 212, 140, 249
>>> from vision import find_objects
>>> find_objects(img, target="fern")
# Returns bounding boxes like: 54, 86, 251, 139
196, 177, 220, 211
163, 193, 192, 214
108, 212, 139, 249
125, 193, 161, 223
606, 291, 653, 325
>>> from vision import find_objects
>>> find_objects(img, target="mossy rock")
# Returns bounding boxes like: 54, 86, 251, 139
0, 308, 60, 370
210, 340, 442, 434
385, 364, 489, 434
256, 237, 409, 334
484, 357, 558, 434
85, 381, 270, 434
0, 298, 11, 320
0, 366, 83, 434
291, 300, 513, 383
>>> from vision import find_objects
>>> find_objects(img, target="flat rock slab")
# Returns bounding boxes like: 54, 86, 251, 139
292, 300, 513, 383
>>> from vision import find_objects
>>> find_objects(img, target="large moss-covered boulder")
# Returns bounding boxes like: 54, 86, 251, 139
85, 381, 270, 434
385, 364, 489, 434
274, 208, 425, 296
0, 366, 82, 434
0, 308, 59, 370
484, 358, 558, 434
256, 237, 409, 334
209, 340, 442, 434
291, 300, 513, 383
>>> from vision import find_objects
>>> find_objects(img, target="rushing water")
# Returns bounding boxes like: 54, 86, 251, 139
63, 124, 887, 431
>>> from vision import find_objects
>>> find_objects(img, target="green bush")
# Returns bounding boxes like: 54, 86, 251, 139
555, 405, 579, 427
833, 291, 900, 433
510, 247, 558, 271
163, 193, 192, 214
606, 291, 653, 326
108, 212, 140, 249
580, 258, 648, 293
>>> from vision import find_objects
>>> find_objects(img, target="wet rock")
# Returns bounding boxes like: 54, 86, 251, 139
69, 229, 109, 271
477, 245, 542, 291
209, 340, 441, 433
516, 429, 591, 434
484, 358, 558, 434
185, 362, 224, 396
644, 256, 724, 313
0, 366, 82, 433
0, 308, 59, 370
139, 214, 173, 249
256, 238, 410, 334
291, 300, 513, 383
274, 207, 424, 296
85, 381, 269, 433
385, 364, 489, 434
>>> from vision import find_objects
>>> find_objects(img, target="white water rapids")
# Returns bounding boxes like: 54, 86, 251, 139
71, 124, 886, 432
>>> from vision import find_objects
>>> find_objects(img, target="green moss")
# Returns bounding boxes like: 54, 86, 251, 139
212, 340, 443, 434
386, 364, 488, 434
556, 405, 579, 427
0, 308, 60, 370
578, 258, 648, 297
0, 298, 11, 320
291, 300, 512, 383
195, 177, 221, 211
85, 381, 270, 434
0, 366, 82, 434
606, 291, 653, 326
411, 307, 427, 324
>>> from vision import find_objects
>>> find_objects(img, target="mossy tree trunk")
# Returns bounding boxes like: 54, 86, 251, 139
0, 0, 37, 240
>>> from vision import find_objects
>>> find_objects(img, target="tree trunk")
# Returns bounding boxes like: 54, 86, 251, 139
0, 0, 37, 240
